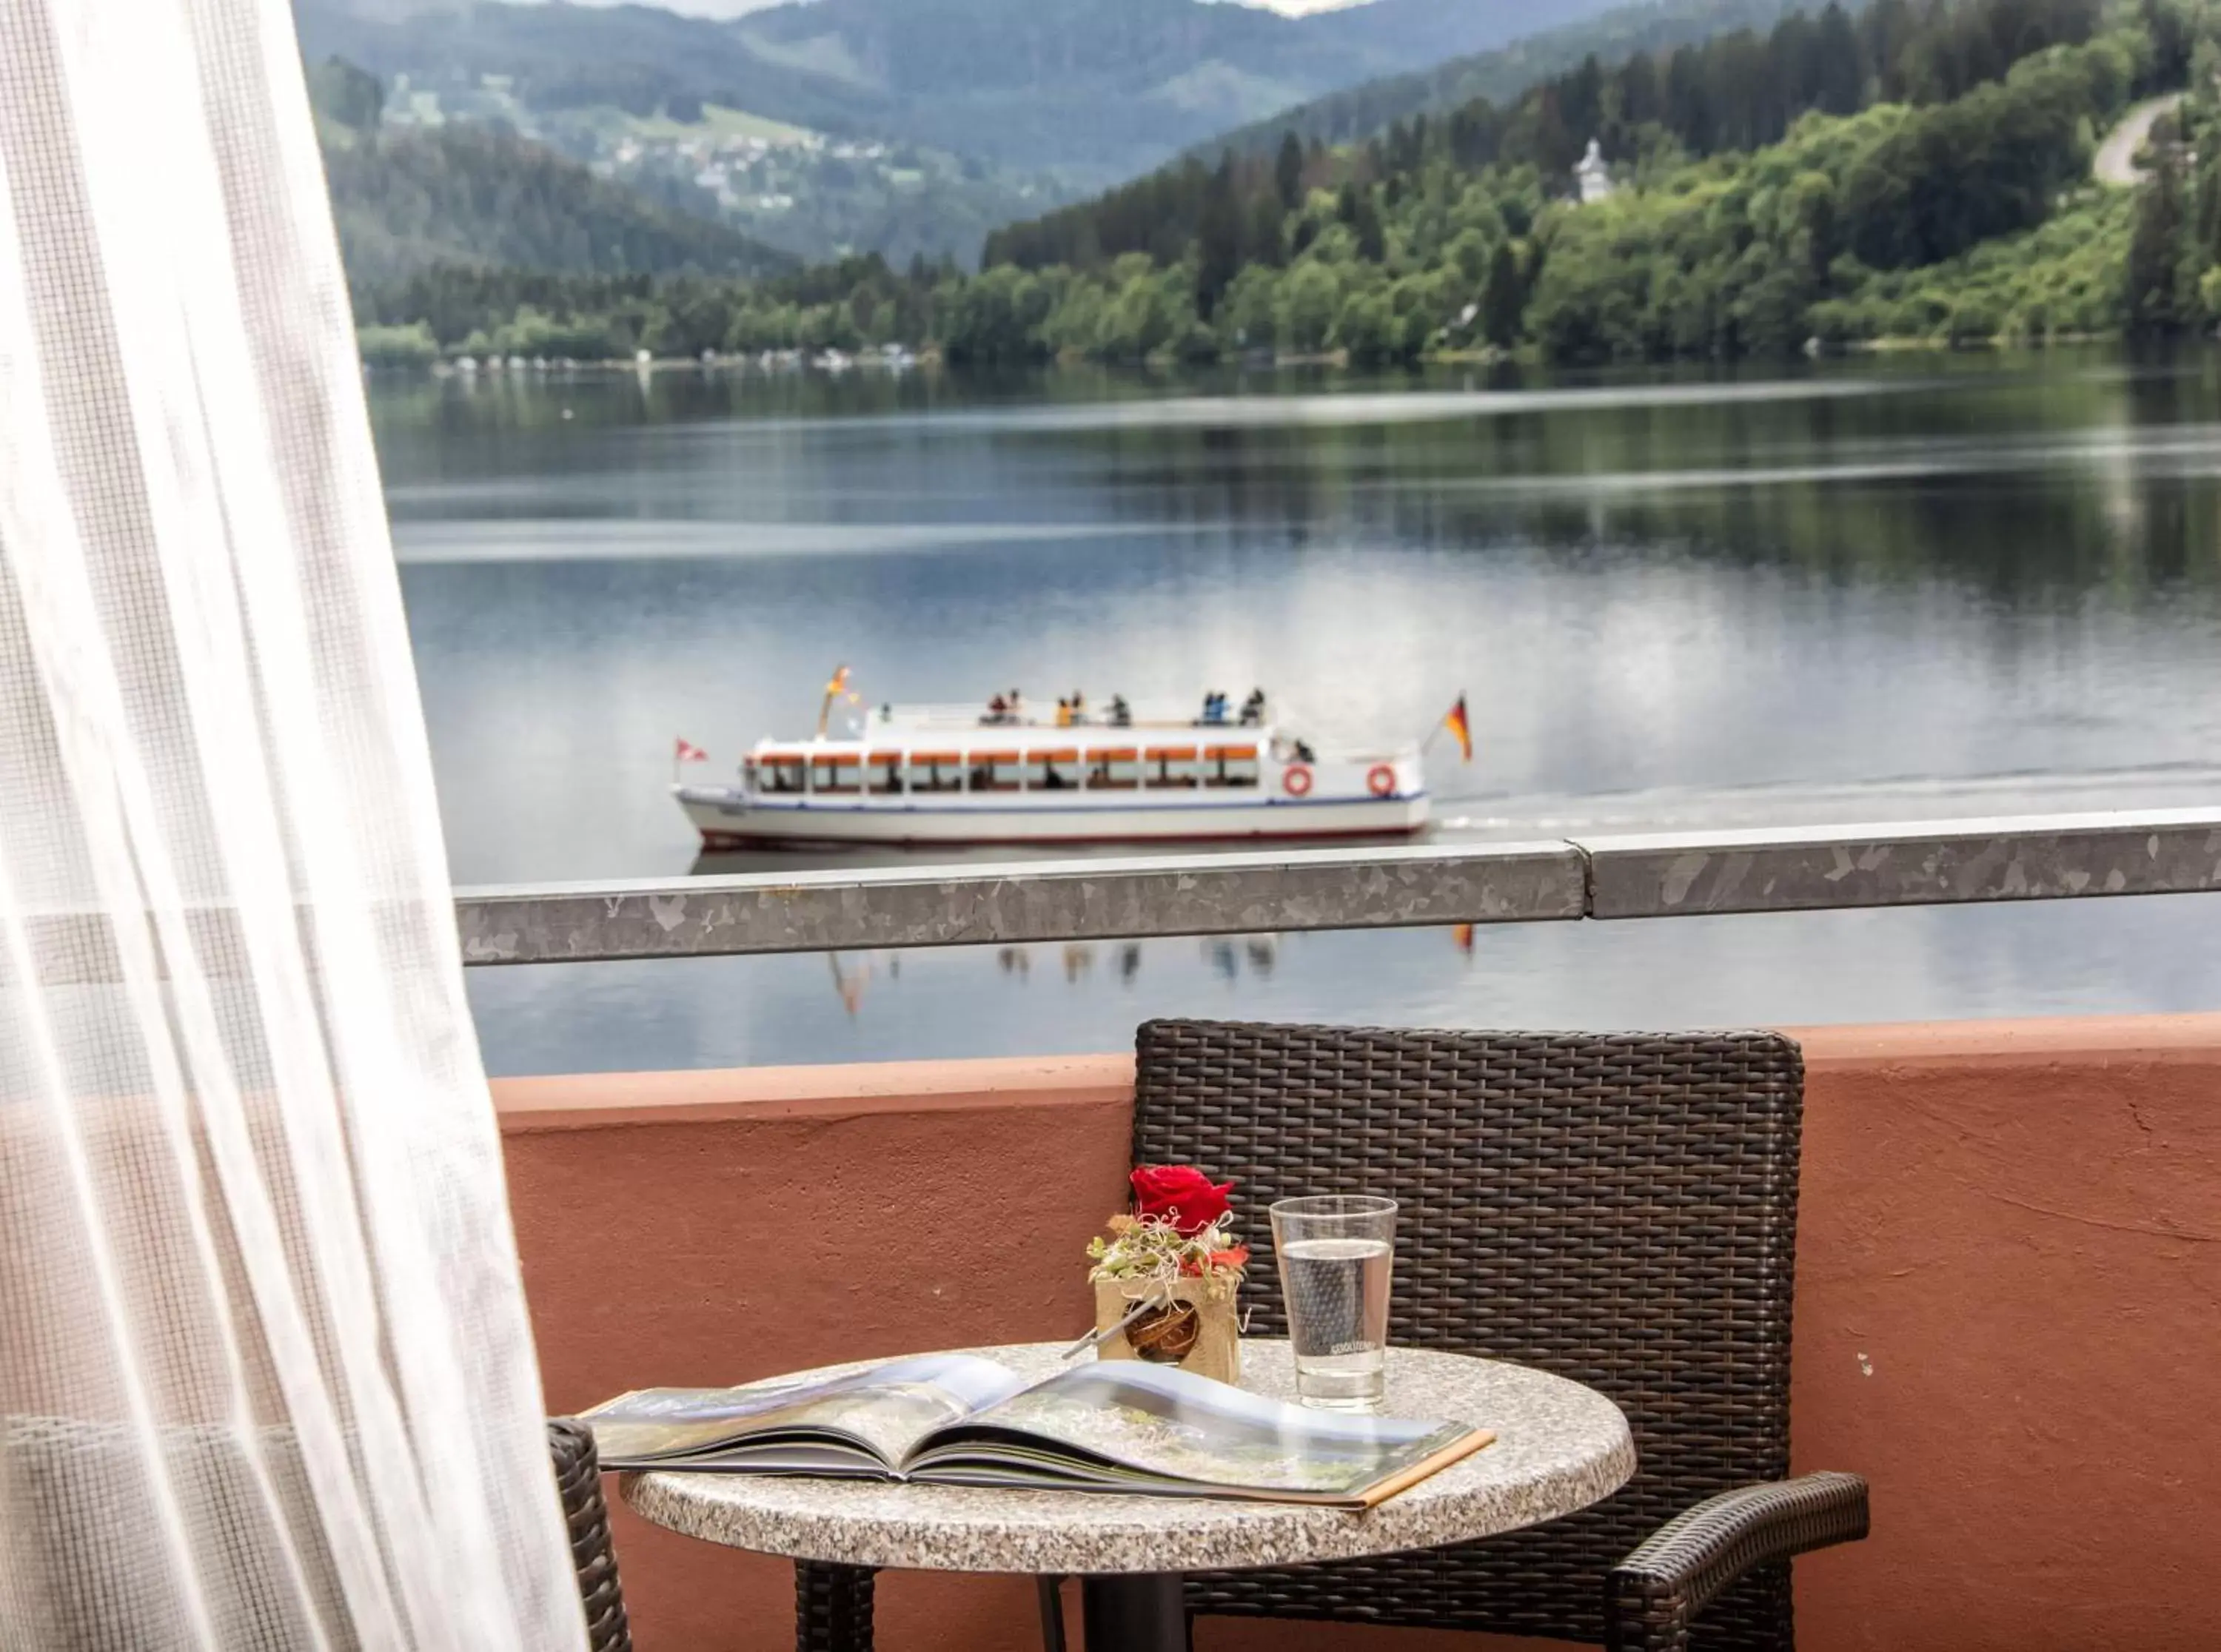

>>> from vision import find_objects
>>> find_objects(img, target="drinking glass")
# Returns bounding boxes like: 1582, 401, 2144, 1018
1268, 1194, 1397, 1411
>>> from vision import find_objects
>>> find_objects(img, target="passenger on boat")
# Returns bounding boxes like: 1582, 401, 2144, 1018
986, 692, 1009, 724
1239, 688, 1267, 725
1055, 698, 1073, 728
1201, 691, 1227, 726
1108, 694, 1132, 727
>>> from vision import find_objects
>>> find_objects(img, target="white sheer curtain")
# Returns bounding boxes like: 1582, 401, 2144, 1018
0, 0, 586, 1647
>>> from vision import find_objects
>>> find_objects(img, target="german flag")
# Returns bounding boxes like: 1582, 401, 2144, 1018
1443, 694, 1473, 762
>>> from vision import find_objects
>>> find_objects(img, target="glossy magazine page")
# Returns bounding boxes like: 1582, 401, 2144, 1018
583, 1354, 1027, 1468
908, 1360, 1478, 1500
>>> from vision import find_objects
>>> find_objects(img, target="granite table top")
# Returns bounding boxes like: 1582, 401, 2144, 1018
620, 1339, 1635, 1576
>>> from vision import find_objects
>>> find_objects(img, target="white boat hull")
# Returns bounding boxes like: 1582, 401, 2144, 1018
677, 786, 1430, 847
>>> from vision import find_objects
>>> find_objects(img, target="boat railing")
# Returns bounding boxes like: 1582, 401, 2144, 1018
874, 701, 1267, 733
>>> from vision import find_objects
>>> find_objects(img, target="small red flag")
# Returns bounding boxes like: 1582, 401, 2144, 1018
674, 738, 708, 763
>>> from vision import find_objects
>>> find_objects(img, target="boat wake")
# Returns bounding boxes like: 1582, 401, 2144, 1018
1431, 762, 2221, 840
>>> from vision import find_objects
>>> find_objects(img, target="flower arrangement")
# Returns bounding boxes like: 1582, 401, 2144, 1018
1087, 1166, 1245, 1380
1088, 1165, 1248, 1283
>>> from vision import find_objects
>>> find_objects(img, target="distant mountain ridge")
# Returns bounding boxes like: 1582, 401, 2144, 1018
293, 0, 1634, 183
1191, 0, 1818, 158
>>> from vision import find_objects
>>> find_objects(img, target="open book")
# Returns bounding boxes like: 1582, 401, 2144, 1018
581, 1354, 1493, 1509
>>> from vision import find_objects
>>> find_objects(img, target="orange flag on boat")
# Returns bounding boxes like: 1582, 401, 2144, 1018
1442, 694, 1473, 762
674, 738, 708, 763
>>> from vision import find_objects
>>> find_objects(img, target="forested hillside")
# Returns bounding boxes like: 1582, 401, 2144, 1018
987, 0, 2108, 273
1193, 0, 1820, 159
310, 60, 791, 290
349, 0, 2221, 372
295, 0, 1624, 185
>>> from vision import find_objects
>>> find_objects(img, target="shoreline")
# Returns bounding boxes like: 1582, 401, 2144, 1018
364, 329, 2165, 379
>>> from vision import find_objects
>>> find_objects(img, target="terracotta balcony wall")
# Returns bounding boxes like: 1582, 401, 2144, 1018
496, 1014, 2221, 1652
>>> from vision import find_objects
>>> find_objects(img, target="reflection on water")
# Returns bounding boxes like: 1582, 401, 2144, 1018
370, 350, 2221, 1071
823, 935, 1282, 1019
463, 896, 2221, 1076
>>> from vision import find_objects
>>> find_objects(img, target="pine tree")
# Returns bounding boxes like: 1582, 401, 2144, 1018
2126, 159, 2190, 337
1195, 156, 1242, 320
1350, 189, 1387, 263
1815, 4, 1866, 115
1275, 131, 1304, 210
1243, 192, 1286, 269
1481, 240, 1524, 347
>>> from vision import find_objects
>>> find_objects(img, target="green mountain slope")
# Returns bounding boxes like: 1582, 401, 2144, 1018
342, 19, 2203, 369
1196, 0, 1820, 158
293, 0, 1628, 184
342, 0, 2213, 372
298, 0, 885, 138
989, 0, 2108, 274
310, 62, 792, 286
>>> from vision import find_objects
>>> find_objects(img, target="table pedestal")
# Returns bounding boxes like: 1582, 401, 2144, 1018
1080, 1572, 1188, 1652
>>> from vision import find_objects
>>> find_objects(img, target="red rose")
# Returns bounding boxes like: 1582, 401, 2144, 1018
1130, 1164, 1234, 1236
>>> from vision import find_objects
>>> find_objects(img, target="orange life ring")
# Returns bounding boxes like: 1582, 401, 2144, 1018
1367, 764, 1397, 798
1282, 763, 1314, 797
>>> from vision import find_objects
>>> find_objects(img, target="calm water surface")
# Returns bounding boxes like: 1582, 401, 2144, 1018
372, 352, 2221, 1073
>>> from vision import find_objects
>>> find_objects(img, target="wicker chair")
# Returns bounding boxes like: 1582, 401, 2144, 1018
550, 1418, 634, 1652
1128, 1018, 1869, 1652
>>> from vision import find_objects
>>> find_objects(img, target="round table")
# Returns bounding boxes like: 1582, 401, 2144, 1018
623, 1339, 1635, 1652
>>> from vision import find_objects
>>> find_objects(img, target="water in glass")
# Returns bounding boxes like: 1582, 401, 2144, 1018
1269, 1195, 1397, 1411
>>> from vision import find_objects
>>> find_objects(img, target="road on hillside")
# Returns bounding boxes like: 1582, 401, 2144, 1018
2094, 92, 2185, 186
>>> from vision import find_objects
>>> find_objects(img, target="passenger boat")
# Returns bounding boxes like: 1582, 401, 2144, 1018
674, 683, 1433, 849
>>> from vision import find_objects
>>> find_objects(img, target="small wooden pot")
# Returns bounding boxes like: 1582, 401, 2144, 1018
1092, 1272, 1240, 1385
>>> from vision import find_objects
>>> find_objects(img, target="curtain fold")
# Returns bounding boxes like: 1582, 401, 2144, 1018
0, 1, 586, 1645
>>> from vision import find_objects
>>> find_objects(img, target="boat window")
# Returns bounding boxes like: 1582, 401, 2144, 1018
1031, 750, 1079, 792
1145, 747, 1199, 788
1203, 746, 1259, 788
760, 756, 805, 793
811, 755, 860, 795
865, 753, 903, 795
970, 752, 1022, 792
1088, 748, 1139, 790
909, 752, 964, 793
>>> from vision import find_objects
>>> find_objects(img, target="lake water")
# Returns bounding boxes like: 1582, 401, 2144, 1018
372, 352, 2221, 1075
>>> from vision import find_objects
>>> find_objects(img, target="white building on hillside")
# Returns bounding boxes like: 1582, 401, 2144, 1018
1575, 138, 1615, 204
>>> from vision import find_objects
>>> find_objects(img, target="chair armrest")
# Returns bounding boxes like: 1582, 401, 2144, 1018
1606, 1471, 1869, 1652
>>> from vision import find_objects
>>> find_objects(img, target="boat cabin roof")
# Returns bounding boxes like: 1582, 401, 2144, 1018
752, 699, 1282, 760
751, 726, 1272, 761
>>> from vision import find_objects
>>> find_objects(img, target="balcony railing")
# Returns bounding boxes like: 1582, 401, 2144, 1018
454, 805, 2221, 965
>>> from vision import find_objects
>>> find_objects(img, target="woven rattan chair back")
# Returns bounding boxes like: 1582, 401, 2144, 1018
1132, 1019, 1805, 1652
549, 1418, 634, 1652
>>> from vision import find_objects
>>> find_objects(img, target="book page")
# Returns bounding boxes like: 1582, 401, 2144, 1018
583, 1354, 1026, 1468
917, 1361, 1473, 1497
